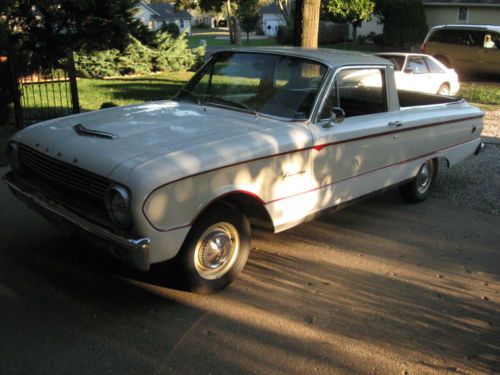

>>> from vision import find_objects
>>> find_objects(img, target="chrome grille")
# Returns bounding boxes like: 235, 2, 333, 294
18, 144, 111, 220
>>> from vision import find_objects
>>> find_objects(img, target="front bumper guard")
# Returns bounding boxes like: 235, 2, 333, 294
3, 172, 151, 271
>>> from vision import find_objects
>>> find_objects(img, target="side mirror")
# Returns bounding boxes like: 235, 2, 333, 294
404, 67, 413, 74
323, 107, 345, 128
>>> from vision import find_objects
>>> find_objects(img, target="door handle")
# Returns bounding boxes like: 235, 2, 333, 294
388, 121, 403, 127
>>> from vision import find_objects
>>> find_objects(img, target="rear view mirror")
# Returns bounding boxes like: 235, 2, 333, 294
323, 107, 345, 128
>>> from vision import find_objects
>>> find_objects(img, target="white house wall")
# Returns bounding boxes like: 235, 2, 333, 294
262, 14, 286, 37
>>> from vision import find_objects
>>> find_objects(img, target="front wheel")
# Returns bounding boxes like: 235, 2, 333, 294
400, 159, 438, 203
175, 203, 251, 294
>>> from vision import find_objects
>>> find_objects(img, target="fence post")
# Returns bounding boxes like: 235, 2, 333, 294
7, 50, 23, 129
67, 51, 80, 114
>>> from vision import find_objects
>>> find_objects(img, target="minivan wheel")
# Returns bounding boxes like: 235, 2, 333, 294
437, 83, 450, 96
400, 159, 438, 203
175, 203, 251, 294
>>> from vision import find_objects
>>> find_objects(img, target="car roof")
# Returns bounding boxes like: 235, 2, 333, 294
215, 47, 392, 69
430, 24, 500, 32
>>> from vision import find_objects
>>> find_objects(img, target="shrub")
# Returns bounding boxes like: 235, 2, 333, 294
117, 37, 154, 75
154, 32, 203, 72
277, 26, 292, 44
318, 21, 348, 44
75, 49, 120, 78
74, 33, 205, 78
161, 22, 181, 38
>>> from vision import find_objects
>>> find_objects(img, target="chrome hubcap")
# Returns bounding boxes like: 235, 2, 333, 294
416, 161, 433, 194
194, 223, 239, 280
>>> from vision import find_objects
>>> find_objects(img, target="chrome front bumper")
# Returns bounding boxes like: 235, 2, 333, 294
3, 171, 151, 271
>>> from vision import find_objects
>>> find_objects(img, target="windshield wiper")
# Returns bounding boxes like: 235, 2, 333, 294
204, 95, 259, 118
177, 88, 202, 105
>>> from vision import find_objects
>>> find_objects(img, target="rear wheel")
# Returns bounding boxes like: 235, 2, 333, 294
400, 159, 438, 203
437, 83, 450, 96
175, 203, 251, 294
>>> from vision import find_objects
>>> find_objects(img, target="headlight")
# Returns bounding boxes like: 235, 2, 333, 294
6, 142, 25, 175
105, 185, 131, 229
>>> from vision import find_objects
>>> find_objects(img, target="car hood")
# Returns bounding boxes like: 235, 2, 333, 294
12, 101, 312, 188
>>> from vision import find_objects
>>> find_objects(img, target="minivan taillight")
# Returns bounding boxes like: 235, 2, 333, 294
421, 42, 426, 53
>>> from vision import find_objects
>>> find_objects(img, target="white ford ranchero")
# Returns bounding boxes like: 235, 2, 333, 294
3, 48, 484, 293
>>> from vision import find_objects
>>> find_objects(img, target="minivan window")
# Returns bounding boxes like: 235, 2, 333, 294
430, 29, 481, 46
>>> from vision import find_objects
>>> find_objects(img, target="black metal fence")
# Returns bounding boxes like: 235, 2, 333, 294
9, 52, 80, 128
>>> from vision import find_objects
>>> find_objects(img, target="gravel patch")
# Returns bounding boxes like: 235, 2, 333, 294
433, 143, 500, 216
432, 107, 500, 216
482, 108, 500, 141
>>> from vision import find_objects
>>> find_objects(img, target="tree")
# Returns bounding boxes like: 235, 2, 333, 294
324, 0, 375, 43
293, 0, 321, 48
375, 0, 428, 48
5, 0, 146, 69
237, 0, 259, 44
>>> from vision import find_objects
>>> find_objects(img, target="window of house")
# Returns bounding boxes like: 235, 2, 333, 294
319, 68, 387, 120
458, 7, 468, 22
180, 20, 185, 28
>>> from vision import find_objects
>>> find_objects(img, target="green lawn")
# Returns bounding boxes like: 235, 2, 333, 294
77, 71, 194, 111
458, 83, 500, 109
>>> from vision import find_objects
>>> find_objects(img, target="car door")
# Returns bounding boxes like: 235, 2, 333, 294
308, 67, 403, 211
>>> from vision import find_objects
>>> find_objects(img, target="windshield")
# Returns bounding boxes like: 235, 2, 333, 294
179, 52, 328, 119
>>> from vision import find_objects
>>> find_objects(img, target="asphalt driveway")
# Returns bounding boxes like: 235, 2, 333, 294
0, 165, 499, 375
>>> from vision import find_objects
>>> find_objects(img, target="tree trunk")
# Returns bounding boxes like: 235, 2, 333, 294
227, 0, 234, 44
233, 17, 241, 45
352, 24, 358, 45
293, 0, 321, 48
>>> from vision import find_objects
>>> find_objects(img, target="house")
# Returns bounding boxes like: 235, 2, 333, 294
423, 0, 500, 28
260, 4, 287, 37
136, 1, 193, 35
350, 0, 500, 40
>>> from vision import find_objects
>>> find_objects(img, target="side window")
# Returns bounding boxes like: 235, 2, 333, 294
431, 29, 479, 46
319, 68, 387, 120
425, 57, 445, 73
406, 57, 429, 74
